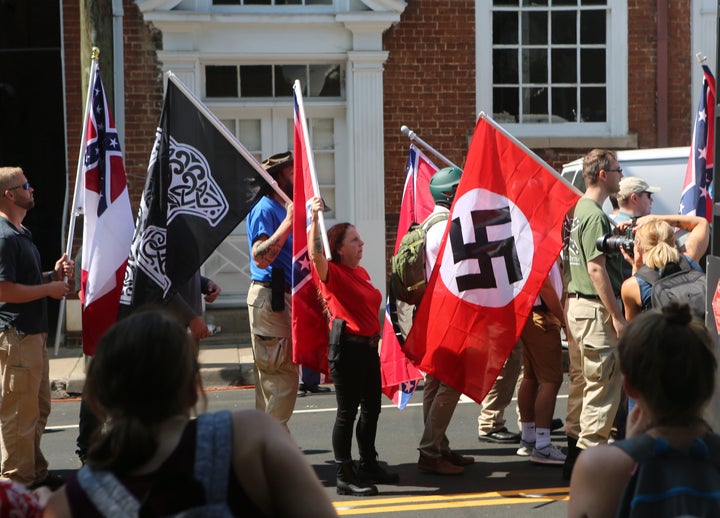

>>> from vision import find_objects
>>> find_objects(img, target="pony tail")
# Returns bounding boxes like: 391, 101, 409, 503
87, 415, 157, 475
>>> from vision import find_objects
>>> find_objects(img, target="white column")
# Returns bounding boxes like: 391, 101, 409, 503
347, 50, 389, 295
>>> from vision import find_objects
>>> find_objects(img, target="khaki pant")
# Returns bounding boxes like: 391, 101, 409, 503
477, 340, 522, 435
566, 297, 622, 449
247, 284, 299, 431
0, 330, 50, 485
419, 375, 461, 457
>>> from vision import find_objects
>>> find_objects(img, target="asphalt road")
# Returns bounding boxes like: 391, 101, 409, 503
43, 378, 572, 517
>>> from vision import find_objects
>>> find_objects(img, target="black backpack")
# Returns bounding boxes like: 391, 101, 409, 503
614, 433, 720, 517
634, 256, 706, 318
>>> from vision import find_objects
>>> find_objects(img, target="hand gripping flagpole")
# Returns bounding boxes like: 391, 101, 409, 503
293, 80, 331, 260
400, 125, 461, 169
166, 72, 291, 206
54, 48, 99, 355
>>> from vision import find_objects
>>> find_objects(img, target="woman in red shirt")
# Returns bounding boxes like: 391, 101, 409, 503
309, 196, 399, 497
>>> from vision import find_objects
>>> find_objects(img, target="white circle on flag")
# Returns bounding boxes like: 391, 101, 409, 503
438, 188, 533, 307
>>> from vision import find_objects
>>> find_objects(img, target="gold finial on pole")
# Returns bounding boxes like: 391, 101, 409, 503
91, 47, 100, 61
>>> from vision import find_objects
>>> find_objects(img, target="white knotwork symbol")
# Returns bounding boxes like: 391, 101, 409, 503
439, 188, 533, 307
167, 137, 229, 227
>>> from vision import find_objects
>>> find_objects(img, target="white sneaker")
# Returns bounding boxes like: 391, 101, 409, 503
516, 440, 534, 457
530, 443, 566, 465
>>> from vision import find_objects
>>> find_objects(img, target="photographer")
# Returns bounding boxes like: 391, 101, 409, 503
620, 214, 709, 321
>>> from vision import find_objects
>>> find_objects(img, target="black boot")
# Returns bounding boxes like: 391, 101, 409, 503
562, 437, 581, 481
336, 460, 378, 496
358, 456, 400, 485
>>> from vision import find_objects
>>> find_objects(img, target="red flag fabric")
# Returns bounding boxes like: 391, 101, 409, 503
403, 116, 579, 404
679, 64, 715, 221
80, 66, 134, 355
291, 90, 329, 374
380, 145, 438, 407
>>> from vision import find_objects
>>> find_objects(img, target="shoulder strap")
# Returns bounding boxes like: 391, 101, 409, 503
634, 265, 660, 286
193, 410, 233, 505
613, 433, 658, 463
421, 212, 448, 231
76, 466, 141, 517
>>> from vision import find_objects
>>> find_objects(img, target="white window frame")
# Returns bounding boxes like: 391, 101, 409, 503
476, 0, 628, 140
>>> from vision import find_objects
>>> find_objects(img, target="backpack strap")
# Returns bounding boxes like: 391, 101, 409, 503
76, 466, 141, 517
193, 410, 233, 505
614, 432, 720, 469
421, 212, 449, 232
634, 265, 660, 287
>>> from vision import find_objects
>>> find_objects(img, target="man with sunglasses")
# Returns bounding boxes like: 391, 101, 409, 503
0, 167, 73, 488
612, 177, 661, 225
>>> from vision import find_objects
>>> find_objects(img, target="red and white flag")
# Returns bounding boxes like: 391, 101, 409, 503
80, 66, 134, 355
380, 145, 437, 408
403, 115, 579, 404
291, 85, 329, 374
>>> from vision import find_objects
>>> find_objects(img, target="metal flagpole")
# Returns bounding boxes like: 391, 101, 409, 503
292, 80, 331, 260
400, 125, 461, 169
53, 48, 99, 355
166, 72, 291, 206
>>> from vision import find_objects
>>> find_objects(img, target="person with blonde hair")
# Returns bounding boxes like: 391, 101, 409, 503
620, 214, 708, 321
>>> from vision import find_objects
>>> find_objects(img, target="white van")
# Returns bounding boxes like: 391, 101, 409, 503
560, 146, 691, 216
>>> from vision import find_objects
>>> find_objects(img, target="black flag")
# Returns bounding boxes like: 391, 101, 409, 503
120, 77, 266, 309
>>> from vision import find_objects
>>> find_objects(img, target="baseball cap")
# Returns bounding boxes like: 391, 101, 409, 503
618, 177, 661, 200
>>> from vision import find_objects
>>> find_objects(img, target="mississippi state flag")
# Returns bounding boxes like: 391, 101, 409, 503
403, 115, 579, 404
679, 64, 715, 221
291, 85, 329, 374
80, 66, 134, 355
380, 145, 437, 408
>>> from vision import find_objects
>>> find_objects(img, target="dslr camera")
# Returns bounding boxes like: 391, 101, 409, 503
595, 218, 636, 257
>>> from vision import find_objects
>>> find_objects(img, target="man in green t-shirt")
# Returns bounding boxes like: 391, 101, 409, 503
562, 148, 628, 480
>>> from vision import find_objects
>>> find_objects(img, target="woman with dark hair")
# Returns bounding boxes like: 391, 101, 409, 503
308, 197, 398, 497
568, 303, 718, 517
43, 310, 336, 517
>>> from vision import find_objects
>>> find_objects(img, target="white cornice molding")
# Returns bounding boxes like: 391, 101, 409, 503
360, 0, 406, 14
135, 0, 183, 13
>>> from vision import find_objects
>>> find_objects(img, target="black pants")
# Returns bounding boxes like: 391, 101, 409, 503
330, 338, 382, 461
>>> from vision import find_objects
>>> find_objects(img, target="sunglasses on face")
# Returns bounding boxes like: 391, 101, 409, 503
7, 182, 31, 191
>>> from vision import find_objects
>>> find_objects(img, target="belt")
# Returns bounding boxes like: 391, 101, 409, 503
343, 333, 381, 348
570, 292, 601, 301
251, 280, 291, 294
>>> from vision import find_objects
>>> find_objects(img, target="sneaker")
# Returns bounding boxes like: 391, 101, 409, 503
516, 440, 535, 457
530, 443, 566, 465
417, 454, 464, 475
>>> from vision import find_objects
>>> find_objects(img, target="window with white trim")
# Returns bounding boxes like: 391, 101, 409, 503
212, 0, 332, 6
477, 0, 628, 138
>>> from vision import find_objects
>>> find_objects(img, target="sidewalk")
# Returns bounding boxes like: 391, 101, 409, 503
49, 339, 257, 398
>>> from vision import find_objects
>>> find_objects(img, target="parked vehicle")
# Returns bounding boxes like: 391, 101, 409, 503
560, 146, 691, 216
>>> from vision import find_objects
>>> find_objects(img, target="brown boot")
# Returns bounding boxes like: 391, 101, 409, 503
418, 453, 464, 475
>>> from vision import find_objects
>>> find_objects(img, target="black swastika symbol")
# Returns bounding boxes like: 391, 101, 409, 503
449, 207, 523, 291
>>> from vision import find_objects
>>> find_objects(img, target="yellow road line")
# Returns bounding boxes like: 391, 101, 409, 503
333, 487, 569, 515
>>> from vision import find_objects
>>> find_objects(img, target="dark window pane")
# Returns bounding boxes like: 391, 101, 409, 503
551, 11, 576, 44
580, 10, 605, 44
310, 64, 341, 96
523, 87, 548, 122
275, 65, 305, 96
306, 0, 333, 4
493, 87, 519, 122
276, 0, 303, 4
580, 87, 606, 121
552, 49, 576, 82
522, 0, 548, 5
524, 49, 547, 83
552, 87, 577, 122
582, 0, 607, 4
580, 49, 605, 83
244, 0, 272, 4
494, 0, 519, 5
522, 11, 547, 45
554, 0, 578, 4
494, 49, 518, 83
493, 11, 518, 44
206, 66, 238, 97
240, 65, 272, 97
213, 0, 241, 4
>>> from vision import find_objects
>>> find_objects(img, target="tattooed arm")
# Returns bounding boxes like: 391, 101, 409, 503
251, 202, 293, 270
308, 196, 329, 282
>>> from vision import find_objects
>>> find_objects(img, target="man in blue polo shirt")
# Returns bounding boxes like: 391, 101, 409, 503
0, 167, 73, 487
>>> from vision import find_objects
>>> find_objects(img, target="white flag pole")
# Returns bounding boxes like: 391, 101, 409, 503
166, 72, 291, 205
54, 48, 98, 355
293, 80, 331, 260
400, 125, 461, 169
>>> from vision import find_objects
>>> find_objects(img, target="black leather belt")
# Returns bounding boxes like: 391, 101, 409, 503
251, 280, 291, 294
570, 292, 601, 300
343, 333, 381, 348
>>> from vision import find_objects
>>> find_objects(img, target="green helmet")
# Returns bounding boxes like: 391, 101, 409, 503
429, 167, 462, 204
